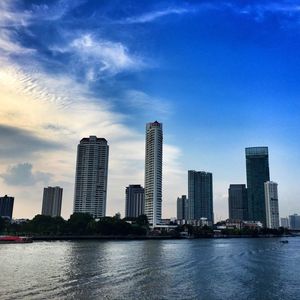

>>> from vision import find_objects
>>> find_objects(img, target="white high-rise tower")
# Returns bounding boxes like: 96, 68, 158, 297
144, 121, 163, 227
264, 181, 279, 229
73, 136, 109, 218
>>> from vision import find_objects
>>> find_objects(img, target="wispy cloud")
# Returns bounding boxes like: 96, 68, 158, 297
0, 0, 31, 28
28, 0, 86, 22
221, 1, 300, 23
0, 30, 34, 54
0, 0, 85, 27
125, 90, 173, 118
120, 7, 194, 24
115, 1, 300, 27
70, 34, 144, 78
50, 33, 145, 80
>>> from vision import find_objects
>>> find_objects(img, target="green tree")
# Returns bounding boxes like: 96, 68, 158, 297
136, 214, 149, 226
28, 215, 55, 235
67, 213, 94, 235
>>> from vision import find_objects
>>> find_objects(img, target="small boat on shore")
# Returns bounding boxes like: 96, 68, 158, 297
0, 236, 33, 243
280, 240, 289, 244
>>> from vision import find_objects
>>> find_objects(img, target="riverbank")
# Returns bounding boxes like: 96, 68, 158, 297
32, 235, 178, 241
30, 234, 294, 241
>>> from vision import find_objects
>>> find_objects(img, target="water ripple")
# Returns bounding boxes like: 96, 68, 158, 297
0, 238, 300, 300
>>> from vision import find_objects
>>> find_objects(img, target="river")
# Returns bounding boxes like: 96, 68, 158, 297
0, 237, 299, 299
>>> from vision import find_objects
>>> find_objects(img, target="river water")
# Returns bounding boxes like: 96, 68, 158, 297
0, 237, 299, 299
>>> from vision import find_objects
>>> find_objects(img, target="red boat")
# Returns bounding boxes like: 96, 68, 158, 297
0, 236, 33, 243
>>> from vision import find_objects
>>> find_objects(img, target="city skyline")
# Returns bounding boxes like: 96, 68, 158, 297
1, 0, 300, 220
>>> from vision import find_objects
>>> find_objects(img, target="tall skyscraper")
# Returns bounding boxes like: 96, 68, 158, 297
188, 170, 214, 225
177, 195, 188, 220
228, 184, 248, 220
0, 195, 14, 219
125, 185, 145, 218
73, 136, 109, 219
246, 147, 270, 224
144, 121, 163, 227
41, 186, 63, 217
264, 181, 279, 229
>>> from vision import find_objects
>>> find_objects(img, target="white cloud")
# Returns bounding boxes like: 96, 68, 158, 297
51, 34, 144, 79
0, 30, 34, 55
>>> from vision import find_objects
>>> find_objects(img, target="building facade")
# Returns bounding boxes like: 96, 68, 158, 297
188, 170, 214, 225
177, 195, 188, 220
42, 186, 63, 217
228, 184, 248, 220
264, 181, 279, 229
144, 121, 163, 227
245, 147, 270, 225
280, 217, 289, 228
125, 185, 145, 218
289, 214, 300, 230
73, 136, 109, 218
0, 195, 14, 219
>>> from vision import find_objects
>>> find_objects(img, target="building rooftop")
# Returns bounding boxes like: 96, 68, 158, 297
245, 146, 268, 156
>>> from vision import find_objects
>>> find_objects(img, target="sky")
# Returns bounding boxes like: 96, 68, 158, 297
0, 0, 300, 220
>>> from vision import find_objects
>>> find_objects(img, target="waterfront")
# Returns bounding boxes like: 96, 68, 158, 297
0, 238, 300, 299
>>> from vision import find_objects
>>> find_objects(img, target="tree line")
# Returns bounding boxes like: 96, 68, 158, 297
0, 213, 149, 236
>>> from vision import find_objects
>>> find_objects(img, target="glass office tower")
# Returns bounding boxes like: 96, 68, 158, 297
245, 147, 270, 225
188, 170, 214, 225
228, 184, 248, 220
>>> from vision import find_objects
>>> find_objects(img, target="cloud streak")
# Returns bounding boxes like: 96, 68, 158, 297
219, 1, 300, 22
121, 7, 194, 24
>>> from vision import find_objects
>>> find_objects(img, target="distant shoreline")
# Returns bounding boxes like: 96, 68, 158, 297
31, 234, 294, 241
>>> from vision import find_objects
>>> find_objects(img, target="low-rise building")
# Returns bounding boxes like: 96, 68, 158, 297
280, 217, 289, 228
289, 214, 300, 230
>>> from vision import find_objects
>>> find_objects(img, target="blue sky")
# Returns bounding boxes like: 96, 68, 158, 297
0, 0, 299, 219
